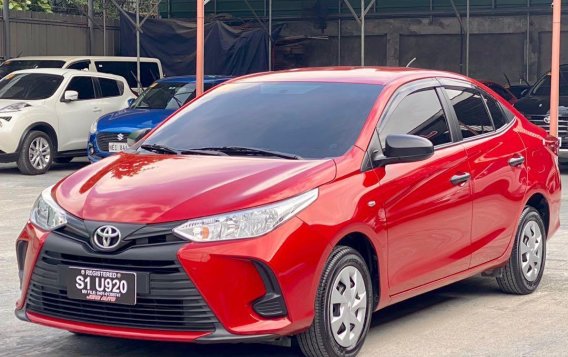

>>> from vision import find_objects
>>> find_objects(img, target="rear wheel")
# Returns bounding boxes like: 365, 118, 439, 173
296, 246, 373, 357
16, 131, 54, 175
496, 206, 546, 295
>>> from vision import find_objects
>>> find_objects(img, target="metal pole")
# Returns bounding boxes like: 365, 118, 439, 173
88, 0, 94, 55
465, 0, 470, 76
3, 0, 10, 59
338, 0, 341, 65
103, 0, 107, 56
361, 0, 364, 66
136, 0, 141, 93
526, 0, 530, 82
268, 0, 272, 71
550, 0, 561, 138
196, 0, 205, 96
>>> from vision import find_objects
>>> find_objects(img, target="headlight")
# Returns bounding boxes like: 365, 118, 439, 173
0, 102, 30, 113
89, 119, 98, 134
173, 189, 318, 242
30, 186, 67, 231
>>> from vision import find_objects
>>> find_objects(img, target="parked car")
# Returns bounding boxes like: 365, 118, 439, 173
480, 80, 518, 104
15, 68, 560, 357
88, 75, 231, 162
514, 64, 568, 162
0, 56, 163, 92
0, 69, 135, 174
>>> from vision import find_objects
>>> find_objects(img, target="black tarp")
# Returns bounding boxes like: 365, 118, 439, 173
120, 13, 271, 77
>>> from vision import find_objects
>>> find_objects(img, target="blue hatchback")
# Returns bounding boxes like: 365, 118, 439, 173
88, 75, 231, 162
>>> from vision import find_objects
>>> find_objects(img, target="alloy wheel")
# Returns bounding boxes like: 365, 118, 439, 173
28, 137, 51, 170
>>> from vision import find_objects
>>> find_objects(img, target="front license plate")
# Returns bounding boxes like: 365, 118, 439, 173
66, 267, 136, 305
109, 142, 128, 152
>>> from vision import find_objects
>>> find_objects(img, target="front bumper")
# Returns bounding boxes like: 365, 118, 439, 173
15, 216, 323, 341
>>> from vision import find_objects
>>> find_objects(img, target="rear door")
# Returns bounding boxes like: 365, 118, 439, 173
439, 78, 528, 266
95, 77, 129, 114
373, 80, 473, 295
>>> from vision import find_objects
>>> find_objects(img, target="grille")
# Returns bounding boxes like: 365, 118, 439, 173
96, 132, 129, 152
54, 215, 184, 251
527, 115, 568, 148
26, 247, 218, 331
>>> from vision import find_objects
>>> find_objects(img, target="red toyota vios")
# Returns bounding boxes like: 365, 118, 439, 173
15, 68, 560, 357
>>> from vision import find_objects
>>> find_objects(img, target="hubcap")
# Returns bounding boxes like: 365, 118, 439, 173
28, 137, 50, 170
520, 220, 543, 282
329, 265, 367, 348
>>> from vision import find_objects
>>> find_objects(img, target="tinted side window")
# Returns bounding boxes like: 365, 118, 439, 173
446, 88, 494, 139
99, 78, 123, 97
66, 77, 96, 100
95, 61, 160, 88
487, 84, 512, 101
66, 60, 91, 71
483, 94, 508, 129
379, 89, 452, 147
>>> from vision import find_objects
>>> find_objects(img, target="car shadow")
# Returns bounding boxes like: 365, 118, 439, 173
55, 276, 499, 357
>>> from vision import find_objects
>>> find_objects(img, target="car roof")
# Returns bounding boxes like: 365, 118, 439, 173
10, 68, 128, 81
157, 75, 233, 84
233, 66, 467, 86
8, 56, 160, 62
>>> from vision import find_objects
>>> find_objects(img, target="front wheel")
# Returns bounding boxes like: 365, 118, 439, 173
16, 131, 54, 175
496, 206, 547, 295
296, 246, 373, 357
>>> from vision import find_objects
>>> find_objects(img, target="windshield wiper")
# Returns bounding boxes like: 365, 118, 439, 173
140, 144, 180, 155
193, 146, 302, 160
141, 143, 227, 156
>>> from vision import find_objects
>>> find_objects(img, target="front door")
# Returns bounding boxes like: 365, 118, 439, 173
56, 75, 101, 151
373, 84, 473, 295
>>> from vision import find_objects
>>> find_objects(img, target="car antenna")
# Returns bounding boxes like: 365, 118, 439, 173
406, 58, 417, 68
503, 73, 512, 87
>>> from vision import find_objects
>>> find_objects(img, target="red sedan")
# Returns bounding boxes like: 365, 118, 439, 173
15, 67, 560, 357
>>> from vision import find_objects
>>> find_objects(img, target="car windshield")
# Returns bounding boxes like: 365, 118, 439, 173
0, 60, 65, 78
131, 82, 197, 110
531, 70, 568, 96
143, 81, 383, 159
0, 73, 63, 100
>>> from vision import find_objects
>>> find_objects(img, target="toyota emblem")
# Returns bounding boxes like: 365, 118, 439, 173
544, 115, 551, 124
117, 133, 124, 141
92, 225, 122, 251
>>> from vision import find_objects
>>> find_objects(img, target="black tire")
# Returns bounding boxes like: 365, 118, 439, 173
496, 206, 547, 295
54, 157, 73, 164
296, 246, 373, 357
16, 131, 54, 175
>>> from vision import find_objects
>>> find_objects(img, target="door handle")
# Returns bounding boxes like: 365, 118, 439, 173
508, 155, 525, 167
450, 172, 471, 186
93, 107, 102, 112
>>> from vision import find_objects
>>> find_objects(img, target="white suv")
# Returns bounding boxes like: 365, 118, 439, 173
0, 69, 135, 174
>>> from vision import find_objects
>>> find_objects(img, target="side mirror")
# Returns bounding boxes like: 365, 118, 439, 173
62, 90, 79, 102
127, 98, 135, 107
127, 128, 152, 146
372, 134, 434, 167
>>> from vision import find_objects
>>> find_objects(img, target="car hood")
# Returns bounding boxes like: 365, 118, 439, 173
97, 108, 176, 132
54, 153, 336, 224
0, 99, 43, 110
514, 95, 568, 116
